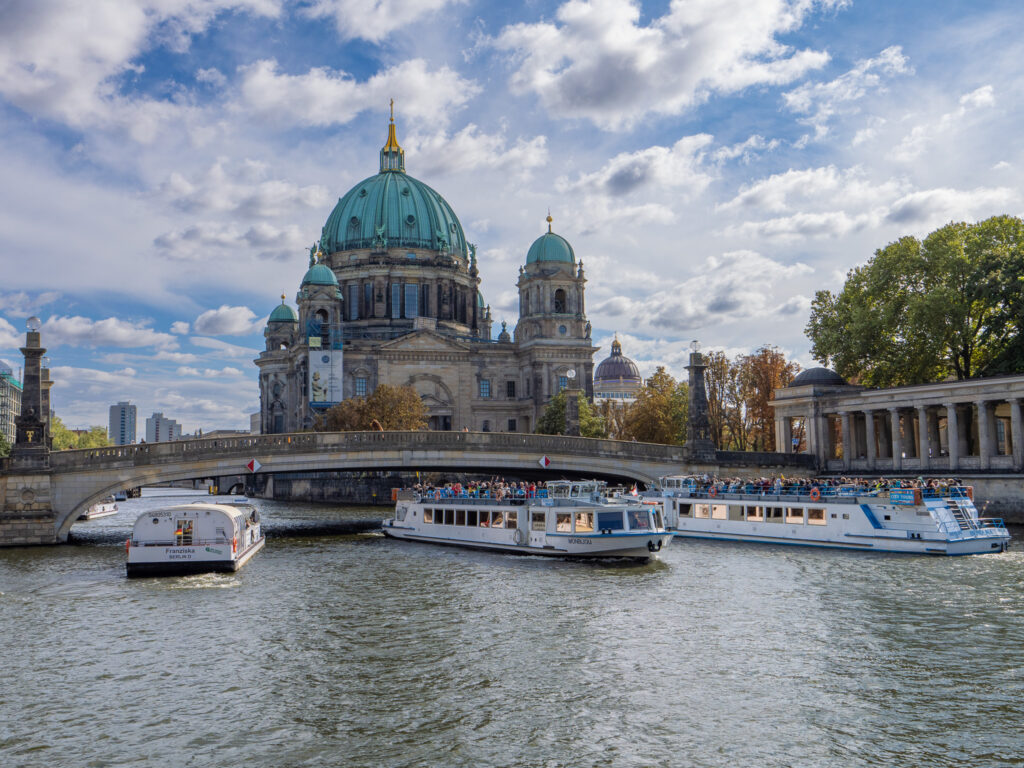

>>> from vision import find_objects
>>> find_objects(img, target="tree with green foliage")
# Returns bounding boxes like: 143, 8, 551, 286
620, 367, 688, 444
49, 415, 111, 450
806, 215, 1024, 387
535, 390, 606, 438
322, 384, 428, 431
0, 430, 10, 458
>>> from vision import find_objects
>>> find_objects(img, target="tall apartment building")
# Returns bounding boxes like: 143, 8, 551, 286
145, 412, 182, 443
0, 361, 22, 445
108, 401, 137, 445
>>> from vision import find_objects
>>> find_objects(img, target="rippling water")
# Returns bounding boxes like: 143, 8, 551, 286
1, 490, 1022, 767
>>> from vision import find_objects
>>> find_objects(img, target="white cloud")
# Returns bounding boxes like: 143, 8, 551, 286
153, 221, 304, 261
885, 186, 1017, 225
783, 45, 911, 142
302, 0, 460, 43
711, 135, 780, 164
42, 316, 178, 349
176, 366, 246, 377
189, 336, 260, 359
410, 125, 548, 176
493, 0, 837, 130
890, 85, 997, 162
194, 305, 263, 336
0, 291, 62, 318
237, 58, 479, 128
0, 317, 21, 349
170, 321, 190, 335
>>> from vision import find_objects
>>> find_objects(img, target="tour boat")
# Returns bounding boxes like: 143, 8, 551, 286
382, 480, 673, 562
126, 502, 265, 577
653, 477, 1010, 555
79, 496, 118, 520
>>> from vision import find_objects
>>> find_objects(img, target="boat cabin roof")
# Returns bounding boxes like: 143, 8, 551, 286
132, 503, 255, 534
545, 480, 606, 499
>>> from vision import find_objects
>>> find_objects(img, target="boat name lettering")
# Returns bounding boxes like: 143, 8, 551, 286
167, 549, 194, 559
568, 537, 592, 545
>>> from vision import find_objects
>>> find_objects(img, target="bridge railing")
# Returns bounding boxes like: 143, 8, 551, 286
45, 431, 690, 470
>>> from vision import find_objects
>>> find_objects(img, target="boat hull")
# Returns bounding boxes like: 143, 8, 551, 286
668, 527, 1007, 555
126, 537, 265, 578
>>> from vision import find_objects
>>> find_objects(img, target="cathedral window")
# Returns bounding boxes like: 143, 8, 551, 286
506, 381, 516, 398
558, 375, 568, 392
348, 285, 359, 320
508, 419, 517, 432
364, 283, 372, 316
554, 288, 567, 314
315, 309, 330, 347
391, 283, 401, 319
404, 284, 419, 318
479, 379, 491, 398
421, 284, 430, 317
482, 420, 491, 432
355, 377, 367, 397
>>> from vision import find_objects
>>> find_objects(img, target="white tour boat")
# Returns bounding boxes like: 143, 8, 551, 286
383, 480, 673, 562
126, 502, 265, 577
79, 496, 118, 520
654, 477, 1010, 555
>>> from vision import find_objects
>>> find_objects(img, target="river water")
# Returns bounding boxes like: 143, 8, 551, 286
1, 490, 1022, 768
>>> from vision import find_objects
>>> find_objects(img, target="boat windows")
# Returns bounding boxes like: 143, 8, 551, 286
786, 508, 805, 524
444, 509, 454, 525
506, 511, 517, 529
746, 506, 764, 521
807, 508, 826, 526
490, 511, 505, 528
466, 510, 478, 526
424, 508, 434, 524
575, 512, 594, 532
532, 512, 546, 531
842, 513, 850, 520
456, 510, 466, 526
653, 509, 665, 529
556, 513, 572, 532
550, 484, 571, 499
627, 510, 650, 530
728, 505, 744, 521
711, 504, 728, 520
175, 519, 194, 545
677, 502, 692, 518
216, 526, 226, 541
597, 511, 624, 531
396, 506, 407, 522
766, 507, 783, 523
694, 504, 710, 519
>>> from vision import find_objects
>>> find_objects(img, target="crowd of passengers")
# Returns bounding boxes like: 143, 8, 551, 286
683, 475, 968, 496
413, 479, 538, 500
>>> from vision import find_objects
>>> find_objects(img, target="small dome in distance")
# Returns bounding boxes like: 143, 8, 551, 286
595, 336, 641, 384
789, 366, 847, 387
301, 263, 338, 287
269, 295, 298, 323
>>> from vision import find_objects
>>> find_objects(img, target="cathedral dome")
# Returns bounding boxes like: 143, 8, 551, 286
526, 231, 575, 265
594, 337, 641, 384
319, 116, 468, 258
269, 296, 298, 323
301, 263, 338, 286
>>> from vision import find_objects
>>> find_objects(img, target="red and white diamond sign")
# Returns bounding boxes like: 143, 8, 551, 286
246, 459, 262, 473
538, 455, 550, 468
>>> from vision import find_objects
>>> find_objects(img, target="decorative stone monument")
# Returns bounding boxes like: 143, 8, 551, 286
683, 340, 717, 463
564, 368, 581, 437
11, 317, 49, 470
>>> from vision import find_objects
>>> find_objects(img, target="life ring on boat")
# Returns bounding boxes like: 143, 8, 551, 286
125, 538, 130, 553
232, 537, 237, 554
513, 528, 526, 545
809, 487, 821, 502
433, 490, 441, 501
647, 539, 662, 552
708, 486, 718, 497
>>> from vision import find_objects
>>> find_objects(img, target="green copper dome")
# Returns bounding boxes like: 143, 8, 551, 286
301, 263, 338, 286
526, 231, 575, 265
319, 118, 468, 258
269, 299, 298, 323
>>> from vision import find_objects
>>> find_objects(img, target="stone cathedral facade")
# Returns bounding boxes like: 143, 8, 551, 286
256, 114, 596, 434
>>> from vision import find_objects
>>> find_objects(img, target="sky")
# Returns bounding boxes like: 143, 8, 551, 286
1, 0, 1022, 433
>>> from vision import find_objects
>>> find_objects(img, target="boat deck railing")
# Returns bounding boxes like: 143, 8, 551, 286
661, 483, 977, 503
131, 538, 234, 547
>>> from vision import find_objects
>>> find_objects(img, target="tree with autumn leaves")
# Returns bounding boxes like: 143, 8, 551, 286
321, 384, 428, 431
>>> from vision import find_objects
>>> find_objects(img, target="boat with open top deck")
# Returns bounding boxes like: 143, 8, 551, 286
79, 495, 118, 520
383, 480, 672, 562
652, 477, 1009, 555
126, 501, 265, 577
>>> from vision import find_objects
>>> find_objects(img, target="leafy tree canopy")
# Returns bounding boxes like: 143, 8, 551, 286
806, 215, 1024, 387
620, 367, 688, 445
50, 416, 110, 450
322, 384, 427, 431
535, 390, 606, 438
0, 430, 10, 458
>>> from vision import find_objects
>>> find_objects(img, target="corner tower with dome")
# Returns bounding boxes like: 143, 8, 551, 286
256, 111, 597, 433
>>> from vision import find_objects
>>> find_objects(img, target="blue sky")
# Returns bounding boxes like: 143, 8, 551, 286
1, 0, 1022, 433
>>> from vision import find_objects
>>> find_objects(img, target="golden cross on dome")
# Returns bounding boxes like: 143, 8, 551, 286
546, 209, 553, 233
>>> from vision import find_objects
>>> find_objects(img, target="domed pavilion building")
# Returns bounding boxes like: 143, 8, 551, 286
593, 336, 643, 406
256, 113, 597, 433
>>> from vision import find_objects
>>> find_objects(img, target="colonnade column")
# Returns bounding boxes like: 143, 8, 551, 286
840, 411, 852, 470
945, 403, 960, 471
917, 405, 930, 470
1011, 398, 1024, 471
864, 409, 876, 470
889, 408, 902, 471
977, 400, 992, 470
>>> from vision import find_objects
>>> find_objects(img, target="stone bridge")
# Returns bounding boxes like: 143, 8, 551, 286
0, 430, 816, 546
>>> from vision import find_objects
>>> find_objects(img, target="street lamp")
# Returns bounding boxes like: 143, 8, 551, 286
689, 340, 701, 353
26, 316, 41, 332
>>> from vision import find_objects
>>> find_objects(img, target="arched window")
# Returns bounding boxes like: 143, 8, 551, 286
553, 288, 567, 314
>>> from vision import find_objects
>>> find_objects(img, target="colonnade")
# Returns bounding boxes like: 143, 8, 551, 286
775, 397, 1024, 473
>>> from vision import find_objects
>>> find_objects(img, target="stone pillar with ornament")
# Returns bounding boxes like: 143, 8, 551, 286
683, 341, 717, 463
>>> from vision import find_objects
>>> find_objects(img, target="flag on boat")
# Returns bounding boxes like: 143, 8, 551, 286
630, 485, 638, 496
538, 455, 550, 468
